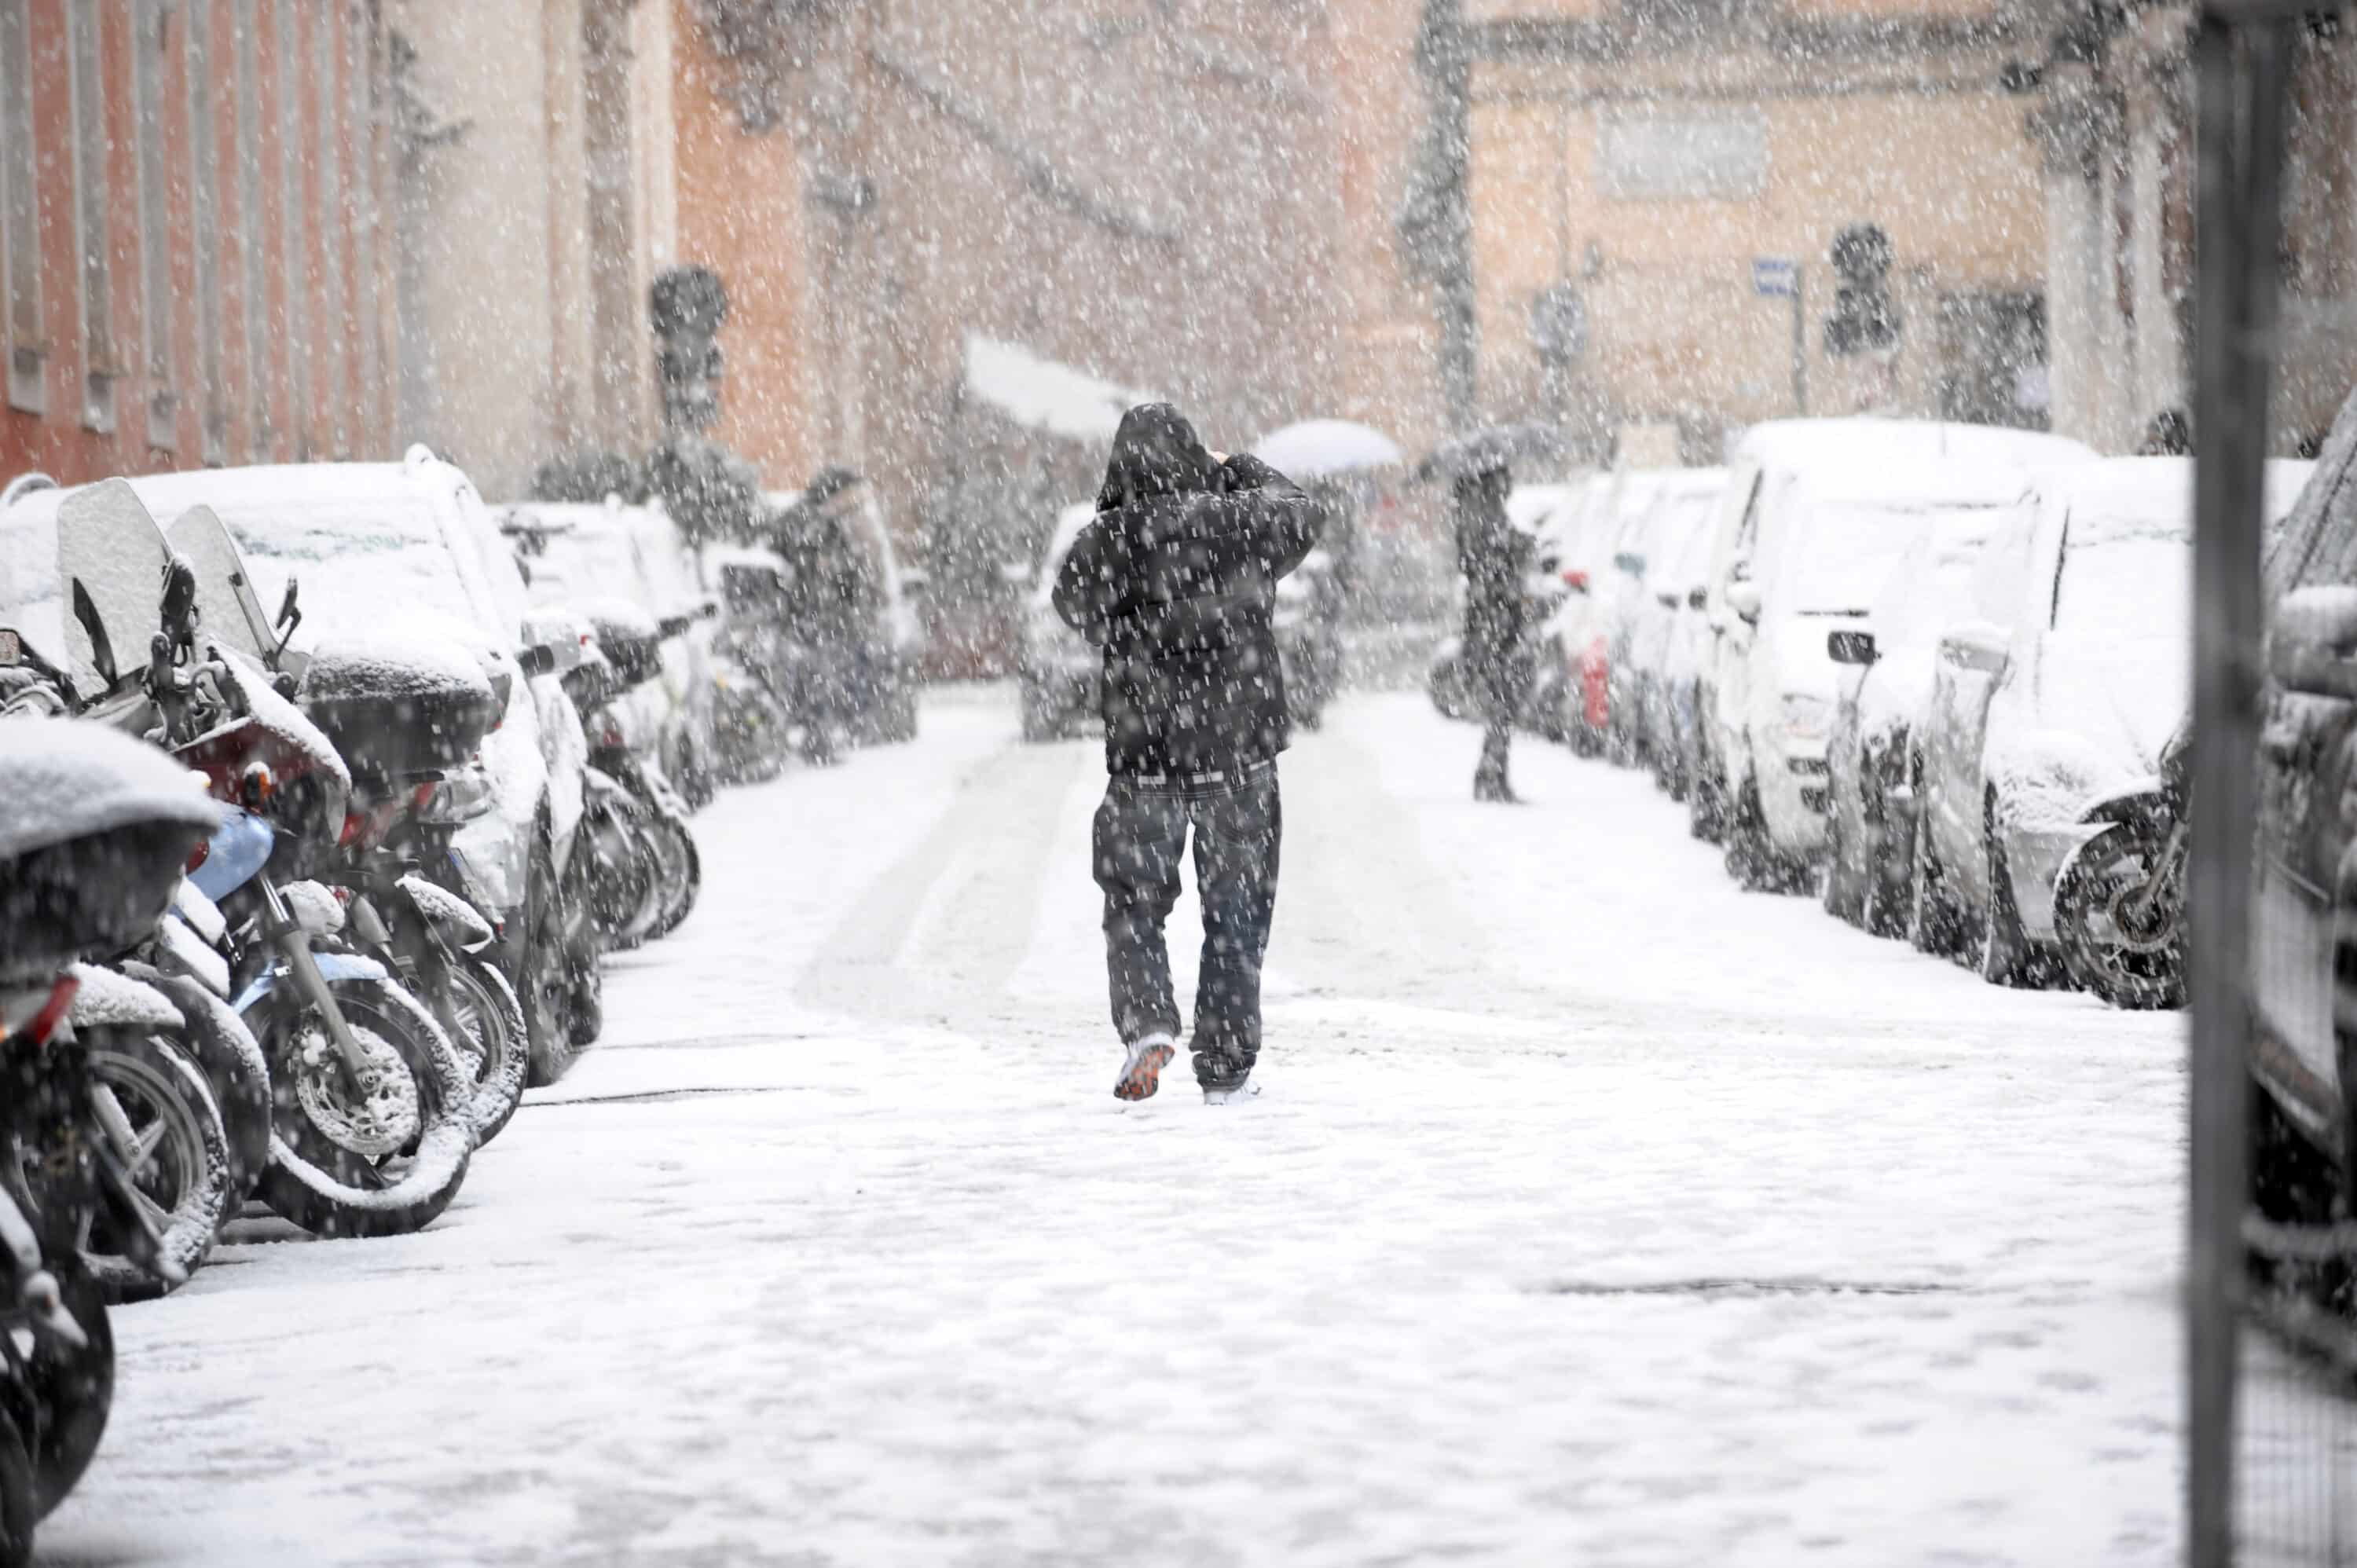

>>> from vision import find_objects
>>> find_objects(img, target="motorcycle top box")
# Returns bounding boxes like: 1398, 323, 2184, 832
299, 636, 500, 782
0, 720, 220, 980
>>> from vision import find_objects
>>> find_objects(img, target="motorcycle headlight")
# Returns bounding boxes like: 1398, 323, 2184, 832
1780, 693, 1831, 740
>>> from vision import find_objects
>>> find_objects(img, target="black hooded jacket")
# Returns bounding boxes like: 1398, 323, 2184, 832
1054, 404, 1321, 776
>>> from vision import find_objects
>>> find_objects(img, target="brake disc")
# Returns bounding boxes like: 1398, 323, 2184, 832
291, 1021, 420, 1159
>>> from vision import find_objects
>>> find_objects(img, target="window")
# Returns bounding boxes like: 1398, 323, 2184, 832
1597, 108, 1768, 202
187, 0, 223, 460
68, 0, 112, 431
134, 0, 175, 447
0, 0, 44, 413
314, 2, 345, 454
236, 0, 265, 454
278, 0, 307, 454
349, 5, 377, 452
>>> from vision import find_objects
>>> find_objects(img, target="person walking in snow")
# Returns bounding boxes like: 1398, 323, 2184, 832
1457, 461, 1531, 802
1054, 403, 1321, 1105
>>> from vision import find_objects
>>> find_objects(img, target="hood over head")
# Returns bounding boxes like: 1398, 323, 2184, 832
1097, 403, 1222, 514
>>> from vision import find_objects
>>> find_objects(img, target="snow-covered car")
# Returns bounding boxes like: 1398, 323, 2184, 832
1613, 468, 1727, 768
1651, 492, 1726, 804
12, 447, 603, 1081
1816, 471, 2040, 935
1914, 456, 2313, 982
1017, 502, 1101, 742
2253, 387, 2357, 1211
501, 498, 721, 806
1698, 419, 2097, 885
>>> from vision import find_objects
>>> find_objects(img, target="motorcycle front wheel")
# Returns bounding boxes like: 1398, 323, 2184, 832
79, 1033, 232, 1304
2054, 820, 2186, 1009
444, 958, 529, 1149
0, 1407, 31, 1567
252, 974, 475, 1239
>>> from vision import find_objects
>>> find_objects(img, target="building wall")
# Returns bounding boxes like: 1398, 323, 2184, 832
1454, 14, 2051, 454
1329, 0, 1450, 458
391, 0, 676, 501
0, 0, 394, 489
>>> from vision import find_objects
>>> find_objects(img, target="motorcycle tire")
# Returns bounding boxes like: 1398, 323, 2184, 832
79, 1033, 232, 1305
2054, 820, 2186, 1010
140, 972, 273, 1206
640, 799, 702, 944
252, 974, 475, 1240
0, 1408, 31, 1568
446, 958, 529, 1149
524, 838, 585, 1087
27, 1262, 109, 1519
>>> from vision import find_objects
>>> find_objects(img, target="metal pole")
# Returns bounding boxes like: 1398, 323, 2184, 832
2187, 14, 2295, 1566
1792, 265, 1809, 417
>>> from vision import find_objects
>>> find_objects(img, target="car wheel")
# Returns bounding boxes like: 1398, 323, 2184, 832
1862, 797, 1913, 940
1725, 775, 1780, 892
1976, 800, 2036, 987
1823, 806, 1865, 925
1908, 781, 1966, 957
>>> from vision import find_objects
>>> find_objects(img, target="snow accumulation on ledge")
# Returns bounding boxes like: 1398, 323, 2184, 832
961, 334, 1164, 445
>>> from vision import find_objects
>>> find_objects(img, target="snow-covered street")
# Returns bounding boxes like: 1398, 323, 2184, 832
39, 688, 2186, 1567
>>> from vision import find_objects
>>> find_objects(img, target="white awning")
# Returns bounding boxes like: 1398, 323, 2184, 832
962, 334, 1162, 445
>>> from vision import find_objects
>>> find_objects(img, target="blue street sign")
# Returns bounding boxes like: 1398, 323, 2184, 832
1754, 258, 1798, 298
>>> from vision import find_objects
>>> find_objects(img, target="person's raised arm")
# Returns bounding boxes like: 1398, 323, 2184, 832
1219, 453, 1323, 578
1052, 518, 1120, 648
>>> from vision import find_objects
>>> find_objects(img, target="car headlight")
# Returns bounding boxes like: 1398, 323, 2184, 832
1780, 693, 1831, 739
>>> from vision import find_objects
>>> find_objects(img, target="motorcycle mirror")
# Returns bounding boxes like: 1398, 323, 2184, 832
159, 553, 200, 650
71, 580, 119, 691
1686, 587, 1707, 610
277, 576, 299, 628
1827, 628, 1878, 666
165, 505, 277, 665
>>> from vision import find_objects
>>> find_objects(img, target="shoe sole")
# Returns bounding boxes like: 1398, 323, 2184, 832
1113, 1043, 1175, 1101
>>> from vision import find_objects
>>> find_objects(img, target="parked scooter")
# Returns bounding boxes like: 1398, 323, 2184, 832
563, 603, 709, 948
2052, 724, 2189, 1010
37, 484, 478, 1240
0, 720, 224, 1565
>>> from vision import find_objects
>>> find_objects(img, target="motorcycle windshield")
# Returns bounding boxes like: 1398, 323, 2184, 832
57, 478, 174, 698
165, 504, 276, 667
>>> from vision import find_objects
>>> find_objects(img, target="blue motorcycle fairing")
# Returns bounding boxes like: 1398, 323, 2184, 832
190, 806, 276, 902
229, 951, 389, 1016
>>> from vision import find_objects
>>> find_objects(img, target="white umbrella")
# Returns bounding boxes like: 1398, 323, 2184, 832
1252, 419, 1406, 480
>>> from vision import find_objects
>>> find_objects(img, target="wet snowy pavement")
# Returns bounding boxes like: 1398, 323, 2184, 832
40, 688, 2187, 1566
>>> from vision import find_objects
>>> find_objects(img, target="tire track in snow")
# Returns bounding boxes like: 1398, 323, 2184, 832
798, 730, 1087, 1033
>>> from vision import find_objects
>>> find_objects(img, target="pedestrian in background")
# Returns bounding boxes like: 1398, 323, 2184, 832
1457, 462, 1530, 802
1053, 403, 1321, 1104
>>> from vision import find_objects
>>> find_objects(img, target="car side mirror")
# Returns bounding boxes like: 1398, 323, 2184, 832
2271, 585, 2357, 698
1827, 628, 1878, 665
1938, 620, 2010, 673
1725, 579, 1763, 623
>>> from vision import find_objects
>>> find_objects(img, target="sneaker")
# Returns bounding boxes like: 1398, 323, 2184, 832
1202, 1079, 1259, 1106
1113, 1033, 1178, 1101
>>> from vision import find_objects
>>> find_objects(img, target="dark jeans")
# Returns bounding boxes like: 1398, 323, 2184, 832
1092, 760, 1281, 1088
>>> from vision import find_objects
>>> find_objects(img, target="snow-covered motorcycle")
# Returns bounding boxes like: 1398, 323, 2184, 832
0, 720, 227, 1566
2052, 723, 2189, 1010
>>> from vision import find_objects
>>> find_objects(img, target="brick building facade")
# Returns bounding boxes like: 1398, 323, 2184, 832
0, 0, 396, 489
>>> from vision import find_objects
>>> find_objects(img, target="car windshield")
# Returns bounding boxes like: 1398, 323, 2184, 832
1777, 501, 1930, 615
211, 493, 497, 648
2054, 532, 2189, 636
